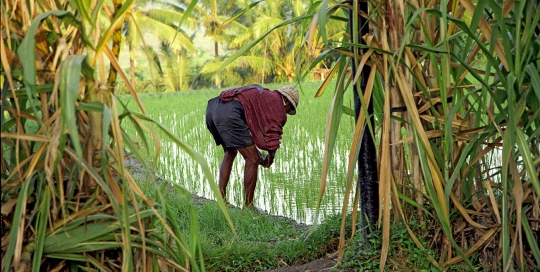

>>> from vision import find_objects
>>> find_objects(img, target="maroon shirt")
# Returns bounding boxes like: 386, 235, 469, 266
220, 87, 287, 151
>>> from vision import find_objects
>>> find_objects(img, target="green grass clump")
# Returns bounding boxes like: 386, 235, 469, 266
340, 221, 440, 271
131, 166, 345, 271
189, 202, 347, 271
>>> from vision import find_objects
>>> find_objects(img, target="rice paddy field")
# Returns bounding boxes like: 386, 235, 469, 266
119, 81, 356, 224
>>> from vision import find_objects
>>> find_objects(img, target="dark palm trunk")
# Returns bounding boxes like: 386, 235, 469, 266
348, 0, 379, 241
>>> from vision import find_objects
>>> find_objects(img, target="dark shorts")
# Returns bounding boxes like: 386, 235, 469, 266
206, 97, 254, 148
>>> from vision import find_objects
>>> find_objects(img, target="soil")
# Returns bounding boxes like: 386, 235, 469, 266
262, 257, 337, 272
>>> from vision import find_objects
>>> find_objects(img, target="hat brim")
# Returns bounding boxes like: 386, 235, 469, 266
276, 90, 297, 115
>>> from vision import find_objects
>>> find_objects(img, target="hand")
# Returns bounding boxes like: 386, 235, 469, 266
258, 150, 265, 165
261, 154, 274, 168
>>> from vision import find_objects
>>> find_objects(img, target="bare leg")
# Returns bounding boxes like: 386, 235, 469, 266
237, 144, 261, 207
219, 146, 237, 202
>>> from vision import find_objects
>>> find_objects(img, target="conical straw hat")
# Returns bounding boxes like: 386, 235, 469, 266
276, 86, 299, 115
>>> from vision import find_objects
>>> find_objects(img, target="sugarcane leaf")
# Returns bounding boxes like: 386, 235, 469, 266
315, 57, 347, 222
516, 130, 540, 197
317, 0, 329, 42
43, 253, 109, 270
17, 11, 70, 119
3, 175, 34, 272
525, 64, 540, 106
44, 210, 154, 253
127, 111, 236, 236
91, 0, 135, 65
522, 210, 540, 266
59, 55, 85, 159
31, 186, 51, 272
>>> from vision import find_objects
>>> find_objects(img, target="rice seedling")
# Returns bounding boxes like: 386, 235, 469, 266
119, 81, 356, 224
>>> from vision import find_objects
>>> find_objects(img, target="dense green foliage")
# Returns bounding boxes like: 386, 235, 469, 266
1, 0, 230, 271
117, 0, 339, 92
3, 0, 540, 271
222, 0, 540, 270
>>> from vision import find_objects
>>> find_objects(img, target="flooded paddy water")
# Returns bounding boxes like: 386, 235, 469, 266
121, 83, 356, 224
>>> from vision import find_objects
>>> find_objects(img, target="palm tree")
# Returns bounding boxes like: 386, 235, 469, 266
219, 0, 308, 84
167, 0, 245, 87
123, 1, 199, 91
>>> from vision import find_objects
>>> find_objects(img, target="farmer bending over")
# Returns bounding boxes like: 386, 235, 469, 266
205, 85, 299, 208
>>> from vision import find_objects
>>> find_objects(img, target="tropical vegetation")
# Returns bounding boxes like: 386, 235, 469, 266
2, 0, 540, 271
314, 0, 540, 270
1, 0, 231, 270
222, 0, 540, 270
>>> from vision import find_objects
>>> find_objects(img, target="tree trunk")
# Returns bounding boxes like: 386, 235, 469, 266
214, 41, 221, 88
349, 0, 379, 241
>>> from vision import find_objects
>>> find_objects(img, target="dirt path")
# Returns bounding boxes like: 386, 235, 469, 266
262, 256, 337, 272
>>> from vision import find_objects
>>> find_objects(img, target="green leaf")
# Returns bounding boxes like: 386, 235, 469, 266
317, 0, 329, 43
525, 64, 540, 106
515, 130, 540, 197
93, 0, 135, 59
43, 253, 109, 270
17, 11, 71, 120
302, 1, 322, 30
127, 111, 236, 236
189, 206, 202, 272
59, 55, 86, 160
3, 175, 34, 272
342, 106, 354, 117
522, 209, 540, 266
32, 186, 51, 272
314, 57, 347, 223
219, 1, 263, 31
397, 192, 433, 218
43, 210, 154, 253
171, 0, 201, 45
218, 14, 313, 72
306, 50, 335, 76
70, 0, 92, 23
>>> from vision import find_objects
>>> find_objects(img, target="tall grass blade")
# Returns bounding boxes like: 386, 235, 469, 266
91, 0, 134, 65
128, 111, 236, 235
31, 185, 51, 272
522, 209, 540, 266
3, 175, 33, 272
121, 184, 133, 271
516, 130, 540, 197
378, 64, 392, 271
59, 55, 86, 159
189, 206, 202, 272
316, 58, 347, 217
